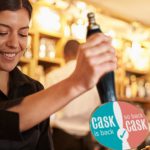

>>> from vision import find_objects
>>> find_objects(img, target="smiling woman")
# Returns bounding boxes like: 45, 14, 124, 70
0, 0, 117, 150
0, 9, 29, 72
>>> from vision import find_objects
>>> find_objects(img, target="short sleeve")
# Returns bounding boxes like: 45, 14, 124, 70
0, 110, 22, 141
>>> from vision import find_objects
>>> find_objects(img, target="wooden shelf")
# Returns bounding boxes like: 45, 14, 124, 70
125, 67, 149, 75
38, 57, 65, 69
39, 30, 63, 39
19, 57, 31, 65
118, 97, 150, 103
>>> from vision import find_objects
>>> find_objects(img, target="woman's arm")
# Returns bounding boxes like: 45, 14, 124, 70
8, 33, 117, 132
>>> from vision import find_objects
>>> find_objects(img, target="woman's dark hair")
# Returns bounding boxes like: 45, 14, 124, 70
0, 0, 32, 19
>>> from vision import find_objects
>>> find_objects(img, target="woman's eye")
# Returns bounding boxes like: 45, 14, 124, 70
0, 32, 7, 36
19, 33, 28, 37
19, 29, 29, 38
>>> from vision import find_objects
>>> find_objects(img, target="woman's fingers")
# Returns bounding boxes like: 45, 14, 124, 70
95, 61, 117, 79
87, 51, 117, 66
72, 33, 117, 90
80, 42, 115, 58
81, 33, 111, 49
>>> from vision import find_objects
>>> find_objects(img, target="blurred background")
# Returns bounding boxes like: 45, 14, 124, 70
20, 0, 150, 149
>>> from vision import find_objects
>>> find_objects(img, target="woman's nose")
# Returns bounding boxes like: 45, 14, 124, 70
6, 33, 19, 49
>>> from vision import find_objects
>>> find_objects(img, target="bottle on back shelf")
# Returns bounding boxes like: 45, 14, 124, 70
87, 12, 117, 103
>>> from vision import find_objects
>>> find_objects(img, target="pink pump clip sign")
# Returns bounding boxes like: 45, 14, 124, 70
90, 101, 149, 150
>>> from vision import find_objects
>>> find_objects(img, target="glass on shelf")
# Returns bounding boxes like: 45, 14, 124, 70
71, 20, 87, 40
137, 79, 146, 98
39, 38, 47, 58
46, 40, 56, 58
124, 41, 150, 72
145, 82, 150, 97
24, 35, 33, 59
39, 37, 56, 59
124, 77, 132, 98
24, 48, 32, 59
130, 75, 138, 98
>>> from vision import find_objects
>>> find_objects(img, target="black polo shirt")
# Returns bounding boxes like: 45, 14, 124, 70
0, 67, 54, 150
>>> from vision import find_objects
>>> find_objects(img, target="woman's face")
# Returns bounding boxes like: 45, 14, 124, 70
0, 8, 30, 72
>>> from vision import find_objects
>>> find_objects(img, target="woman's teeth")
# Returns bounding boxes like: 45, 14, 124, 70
3, 53, 16, 58
0, 52, 17, 59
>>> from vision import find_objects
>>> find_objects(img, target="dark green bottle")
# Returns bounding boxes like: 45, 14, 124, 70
87, 12, 117, 103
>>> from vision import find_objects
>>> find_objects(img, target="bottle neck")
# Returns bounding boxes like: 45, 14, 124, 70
88, 24, 100, 30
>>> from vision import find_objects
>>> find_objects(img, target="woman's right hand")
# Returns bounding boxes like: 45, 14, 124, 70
70, 33, 117, 92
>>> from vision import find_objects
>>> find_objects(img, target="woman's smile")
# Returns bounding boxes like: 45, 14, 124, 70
0, 51, 20, 61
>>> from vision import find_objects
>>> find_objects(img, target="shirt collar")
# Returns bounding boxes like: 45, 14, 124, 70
9, 67, 32, 88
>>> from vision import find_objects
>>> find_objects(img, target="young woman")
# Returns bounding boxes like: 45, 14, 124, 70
0, 0, 117, 149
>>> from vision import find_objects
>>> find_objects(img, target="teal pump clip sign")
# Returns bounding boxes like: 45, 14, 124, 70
90, 101, 149, 150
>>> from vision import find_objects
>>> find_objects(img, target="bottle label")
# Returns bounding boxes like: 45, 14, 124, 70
90, 101, 149, 150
